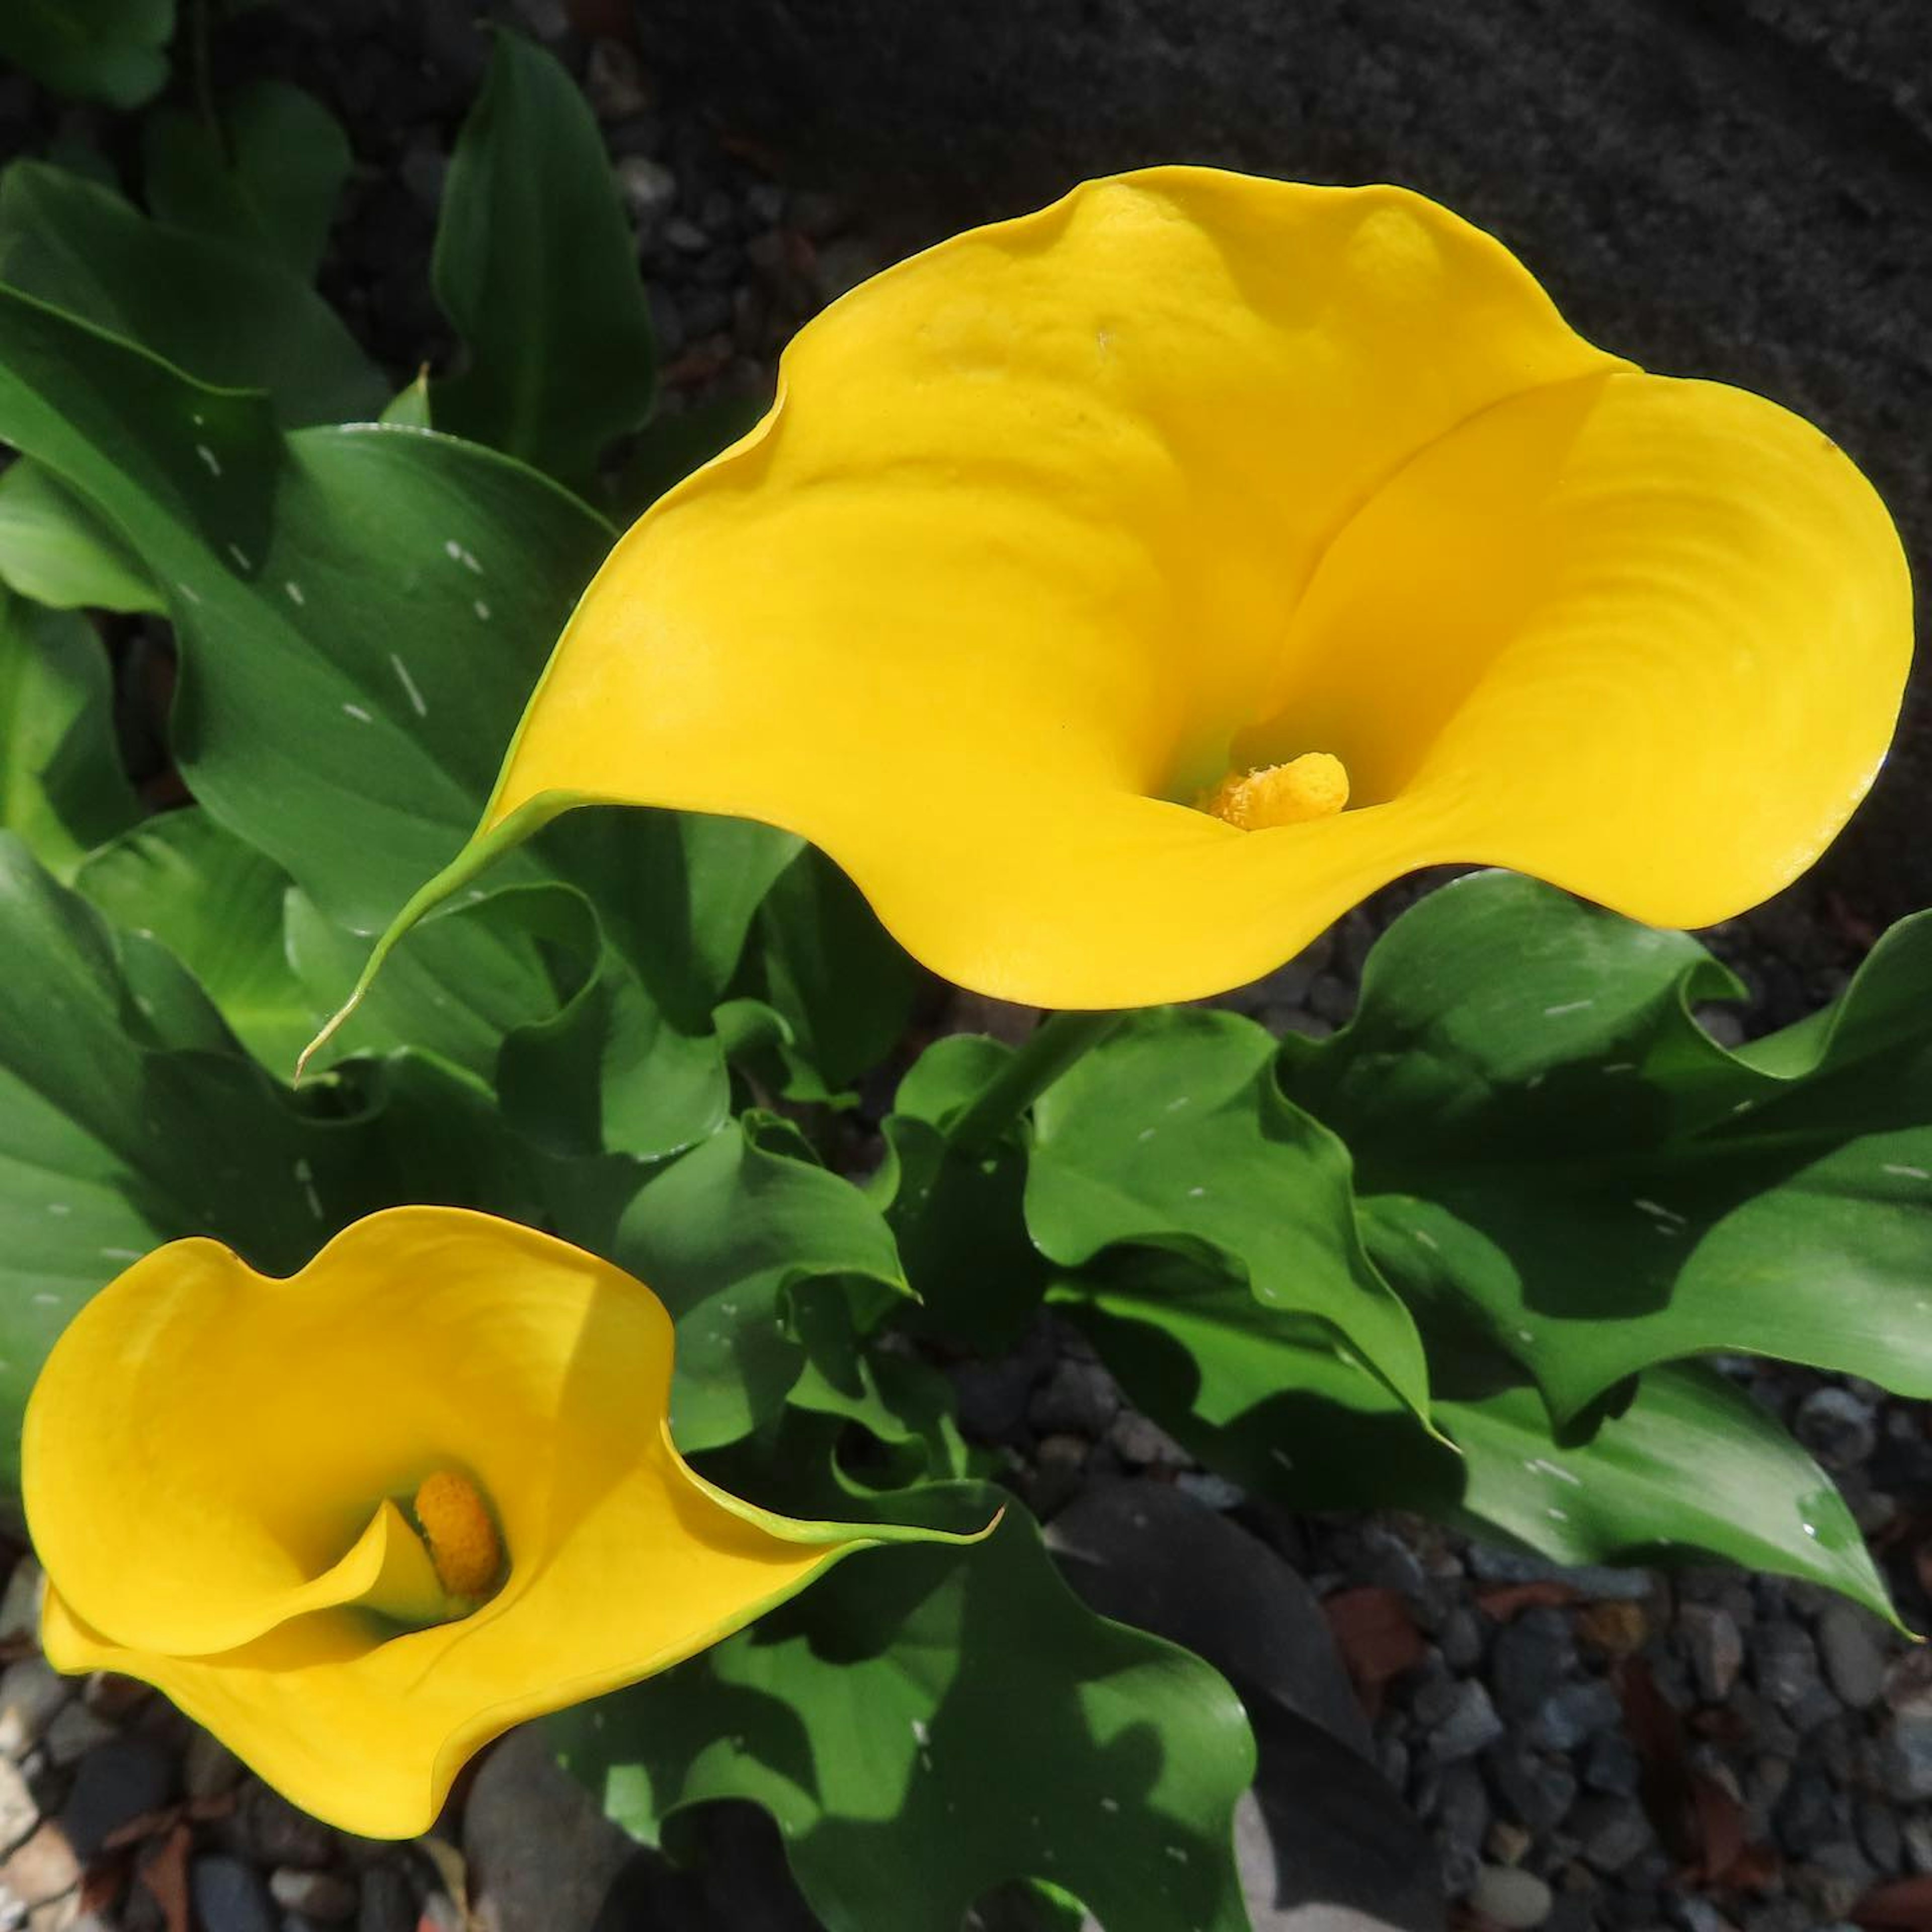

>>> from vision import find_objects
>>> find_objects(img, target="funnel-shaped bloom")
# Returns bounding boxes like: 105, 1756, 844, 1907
329, 167, 1911, 1016
25, 1209, 965, 1837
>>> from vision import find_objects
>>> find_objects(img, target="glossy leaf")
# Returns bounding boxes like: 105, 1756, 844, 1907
0, 160, 382, 426
0, 461, 159, 613
553, 1486, 1257, 1932
1281, 871, 1932, 1418
0, 0, 172, 108
1052, 1257, 1896, 1620
432, 29, 656, 488
614, 1116, 909, 1451
142, 81, 350, 280
1028, 1007, 1431, 1422
76, 809, 309, 1068
0, 590, 139, 878
0, 284, 612, 934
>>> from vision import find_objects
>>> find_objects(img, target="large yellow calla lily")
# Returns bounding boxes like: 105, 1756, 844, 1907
315, 166, 1910, 1026
24, 1208, 965, 1837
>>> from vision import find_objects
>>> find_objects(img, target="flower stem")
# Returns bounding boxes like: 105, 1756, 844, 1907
947, 1011, 1125, 1154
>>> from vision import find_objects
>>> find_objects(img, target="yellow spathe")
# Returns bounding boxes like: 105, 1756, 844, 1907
331, 167, 1913, 1019
24, 1208, 955, 1838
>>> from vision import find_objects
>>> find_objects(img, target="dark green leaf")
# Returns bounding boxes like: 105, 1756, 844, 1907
1028, 1007, 1431, 1422
0, 160, 382, 425
0, 0, 172, 108
553, 1487, 1256, 1932
1283, 872, 1932, 1417
0, 588, 138, 877
613, 1116, 908, 1450
432, 29, 656, 488
143, 81, 351, 280
1052, 1258, 1896, 1620
0, 461, 159, 612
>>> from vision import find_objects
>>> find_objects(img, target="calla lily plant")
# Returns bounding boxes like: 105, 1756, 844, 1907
25, 1209, 970, 1836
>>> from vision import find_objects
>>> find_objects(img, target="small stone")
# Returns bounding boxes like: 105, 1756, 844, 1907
1486, 1741, 1578, 1832
59, 1736, 177, 1860
1429, 1679, 1505, 1761
0, 1663, 70, 1759
354, 1867, 416, 1932
1028, 1358, 1120, 1438
1466, 1546, 1653, 1601
1578, 1600, 1648, 1658
41, 1704, 113, 1770
1668, 1899, 1738, 1932
1437, 1760, 1491, 1862
811, 235, 882, 304
584, 39, 649, 121
1817, 1602, 1887, 1710
1174, 1470, 1245, 1511
1775, 1768, 1841, 1856
1, 1821, 78, 1907
615, 156, 677, 226
232, 1782, 338, 1870
1752, 1621, 1824, 1715
1570, 1793, 1655, 1873
1792, 1388, 1877, 1471
191, 1855, 277, 1932
184, 1732, 245, 1802
1858, 1795, 1904, 1874
1679, 1603, 1744, 1702
0, 1563, 42, 1647
1307, 973, 1356, 1025
397, 141, 446, 213
1792, 1839, 1876, 1919
0, 1757, 38, 1858
1903, 1811, 1932, 1874
1108, 1414, 1194, 1472
1582, 1732, 1641, 1797
663, 217, 708, 255
269, 1870, 358, 1921
1468, 1863, 1554, 1929
950, 1354, 1038, 1440
1441, 1606, 1484, 1671
1492, 1607, 1577, 1719
1487, 1819, 1532, 1865
1528, 1680, 1622, 1751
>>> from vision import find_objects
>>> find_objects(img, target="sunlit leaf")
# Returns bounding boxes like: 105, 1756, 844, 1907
0, 588, 139, 879
553, 1485, 1256, 1932
0, 461, 159, 613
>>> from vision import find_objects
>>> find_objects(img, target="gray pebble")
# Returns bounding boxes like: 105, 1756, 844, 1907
233, 1782, 338, 1871
1027, 1358, 1119, 1438
1486, 1741, 1577, 1832
811, 235, 882, 304
355, 1867, 416, 1932
42, 1701, 114, 1768
1174, 1470, 1245, 1511
0, 1564, 42, 1648
59, 1735, 177, 1860
1793, 1387, 1878, 1471
615, 156, 678, 226
1752, 1621, 1824, 1715
1905, 1811, 1932, 1875
1440, 1605, 1484, 1672
192, 1855, 278, 1932
1858, 1795, 1904, 1874
1493, 1607, 1577, 1719
1678, 1602, 1744, 1703
1107, 1409, 1190, 1469
1582, 1731, 1642, 1797
1816, 1602, 1887, 1710
1468, 1863, 1553, 1929
0, 1661, 70, 1759
1570, 1792, 1655, 1873
269, 1869, 358, 1921
1428, 1679, 1505, 1761
1527, 1679, 1622, 1752
1306, 973, 1356, 1025
0, 1757, 35, 1860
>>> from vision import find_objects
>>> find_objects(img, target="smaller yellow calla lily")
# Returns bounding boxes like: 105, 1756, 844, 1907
24, 1208, 965, 1838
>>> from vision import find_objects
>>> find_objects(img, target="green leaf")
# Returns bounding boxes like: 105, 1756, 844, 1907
1052, 1257, 1897, 1620
432, 29, 656, 489
0, 461, 160, 613
1027, 1007, 1432, 1424
613, 1116, 909, 1451
0, 589, 139, 878
76, 808, 311, 1068
0, 285, 612, 935
1283, 871, 1932, 1418
747, 847, 921, 1096
0, 160, 382, 426
142, 82, 351, 281
0, 0, 172, 108
553, 1486, 1257, 1932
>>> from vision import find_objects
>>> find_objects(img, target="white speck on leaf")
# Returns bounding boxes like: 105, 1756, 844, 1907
195, 444, 222, 478
1884, 1163, 1930, 1180
1542, 999, 1593, 1017
226, 542, 251, 570
46, 1203, 70, 1217
342, 702, 373, 723
473, 599, 492, 620
1413, 1228, 1438, 1252
284, 581, 305, 605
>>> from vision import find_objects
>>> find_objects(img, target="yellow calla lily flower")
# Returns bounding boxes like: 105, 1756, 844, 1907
314, 166, 1910, 1027
24, 1207, 965, 1838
